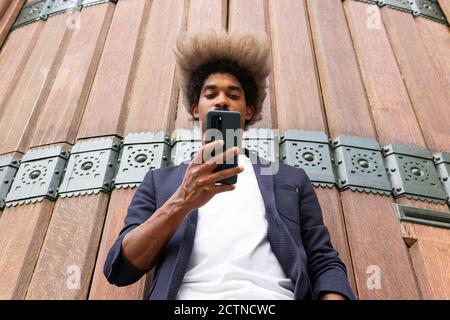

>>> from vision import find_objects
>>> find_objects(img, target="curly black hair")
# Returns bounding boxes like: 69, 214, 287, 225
187, 59, 258, 125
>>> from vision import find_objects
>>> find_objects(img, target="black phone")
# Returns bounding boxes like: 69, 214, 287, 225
205, 110, 241, 185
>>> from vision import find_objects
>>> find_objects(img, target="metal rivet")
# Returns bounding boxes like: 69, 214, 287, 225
443, 177, 448, 181
396, 187, 402, 192
81, 161, 93, 171
391, 168, 396, 172
54, 170, 60, 175
411, 167, 423, 177
108, 162, 113, 167
358, 158, 369, 168
302, 152, 315, 162
135, 154, 148, 163
4, 180, 9, 184
341, 180, 346, 185
29, 170, 41, 179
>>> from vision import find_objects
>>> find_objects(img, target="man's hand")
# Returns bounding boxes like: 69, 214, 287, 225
171, 139, 244, 213
319, 292, 347, 300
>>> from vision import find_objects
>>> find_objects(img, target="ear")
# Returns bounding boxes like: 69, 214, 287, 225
191, 104, 199, 119
245, 106, 255, 121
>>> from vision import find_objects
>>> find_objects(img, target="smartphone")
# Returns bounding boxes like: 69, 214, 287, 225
205, 110, 241, 185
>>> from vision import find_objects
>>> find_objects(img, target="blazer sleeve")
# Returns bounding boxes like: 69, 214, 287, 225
298, 169, 356, 300
103, 170, 156, 286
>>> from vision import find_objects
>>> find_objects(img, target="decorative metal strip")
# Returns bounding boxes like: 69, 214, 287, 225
0, 154, 22, 210
332, 136, 392, 195
4, 146, 69, 207
170, 129, 202, 166
12, 0, 119, 30
383, 143, 447, 204
279, 131, 335, 188
395, 204, 450, 229
243, 128, 279, 163
433, 152, 450, 205
58, 137, 120, 198
352, 0, 448, 25
114, 132, 171, 189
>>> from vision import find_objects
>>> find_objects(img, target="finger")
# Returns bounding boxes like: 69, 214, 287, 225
205, 165, 244, 185
206, 146, 240, 167
210, 183, 236, 194
192, 140, 224, 165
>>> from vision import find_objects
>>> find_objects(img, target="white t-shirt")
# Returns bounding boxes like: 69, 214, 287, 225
176, 154, 294, 300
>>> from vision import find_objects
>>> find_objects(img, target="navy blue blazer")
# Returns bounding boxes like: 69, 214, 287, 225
104, 150, 355, 300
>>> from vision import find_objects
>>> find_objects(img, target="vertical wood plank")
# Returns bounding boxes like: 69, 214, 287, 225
88, 0, 187, 300
415, 17, 450, 103
229, 0, 277, 129
0, 14, 72, 155
341, 192, 420, 299
125, 0, 186, 134
306, 0, 376, 138
343, 1, 426, 148
0, 23, 42, 120
0, 201, 54, 299
381, 8, 450, 152
174, 0, 226, 130
0, 0, 25, 49
26, 194, 109, 299
269, 0, 358, 296
29, 4, 115, 147
408, 224, 450, 299
269, 0, 325, 132
77, 0, 150, 140
89, 190, 148, 299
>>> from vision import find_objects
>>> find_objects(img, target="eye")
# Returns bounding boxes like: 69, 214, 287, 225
229, 94, 241, 100
205, 93, 216, 99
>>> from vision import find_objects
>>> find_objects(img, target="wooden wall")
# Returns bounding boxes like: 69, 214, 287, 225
0, 0, 449, 300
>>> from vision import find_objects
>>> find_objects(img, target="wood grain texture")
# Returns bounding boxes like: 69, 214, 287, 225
0, 0, 24, 49
341, 191, 420, 299
229, 0, 277, 129
89, 189, 148, 300
125, 0, 186, 134
415, 17, 450, 104
0, 200, 54, 299
0, 23, 42, 122
269, 0, 325, 132
0, 0, 12, 20
26, 194, 109, 299
174, 0, 226, 130
77, 0, 150, 140
30, 4, 115, 147
87, 0, 187, 300
315, 188, 357, 294
343, 1, 426, 148
306, 0, 375, 138
408, 224, 450, 299
0, 14, 72, 155
381, 8, 450, 152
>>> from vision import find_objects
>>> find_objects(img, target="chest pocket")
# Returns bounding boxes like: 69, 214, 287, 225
274, 183, 300, 224
273, 183, 302, 248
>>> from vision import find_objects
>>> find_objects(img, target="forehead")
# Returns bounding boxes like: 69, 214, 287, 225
202, 72, 242, 88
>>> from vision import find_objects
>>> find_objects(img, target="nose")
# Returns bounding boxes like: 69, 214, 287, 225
214, 92, 228, 109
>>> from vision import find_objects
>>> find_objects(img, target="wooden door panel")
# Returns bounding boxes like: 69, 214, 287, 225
30, 4, 115, 147
78, 0, 150, 140
0, 200, 54, 299
381, 8, 450, 152
0, 14, 71, 155
0, 23, 42, 120
343, 1, 426, 148
174, 0, 226, 130
26, 194, 109, 299
269, 0, 324, 132
88, 0, 187, 300
0, 0, 25, 48
229, 0, 276, 129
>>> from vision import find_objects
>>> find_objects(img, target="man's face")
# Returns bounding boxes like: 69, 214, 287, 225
191, 72, 254, 135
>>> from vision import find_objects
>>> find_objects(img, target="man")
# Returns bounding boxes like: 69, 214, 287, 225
104, 30, 355, 300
